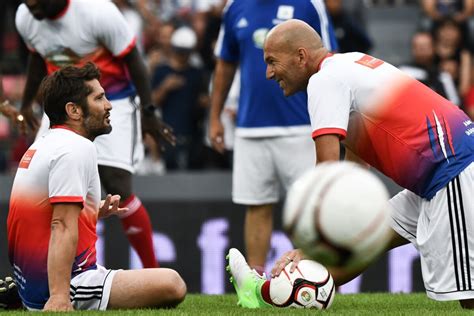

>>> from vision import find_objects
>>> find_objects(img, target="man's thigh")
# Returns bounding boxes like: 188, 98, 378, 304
70, 265, 118, 311
108, 268, 186, 309
271, 134, 315, 190
94, 97, 144, 174
232, 137, 279, 205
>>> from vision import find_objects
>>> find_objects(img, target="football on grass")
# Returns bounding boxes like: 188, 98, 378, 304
283, 161, 392, 269
269, 260, 335, 309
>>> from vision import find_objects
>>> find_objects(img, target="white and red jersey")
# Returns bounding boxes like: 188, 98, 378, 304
15, 0, 136, 100
7, 127, 101, 310
308, 52, 474, 199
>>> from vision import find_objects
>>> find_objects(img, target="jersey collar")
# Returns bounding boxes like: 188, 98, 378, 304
51, 124, 79, 134
316, 52, 334, 72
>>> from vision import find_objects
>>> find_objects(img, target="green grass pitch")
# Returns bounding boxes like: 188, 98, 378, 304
2, 293, 472, 315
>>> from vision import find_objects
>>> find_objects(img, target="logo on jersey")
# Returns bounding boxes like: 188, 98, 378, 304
19, 149, 36, 169
426, 110, 455, 162
355, 54, 384, 69
236, 17, 248, 28
45, 47, 81, 68
273, 5, 295, 25
277, 5, 294, 20
253, 28, 269, 49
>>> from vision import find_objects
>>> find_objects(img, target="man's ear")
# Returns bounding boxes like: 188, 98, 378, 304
65, 102, 82, 121
297, 47, 308, 65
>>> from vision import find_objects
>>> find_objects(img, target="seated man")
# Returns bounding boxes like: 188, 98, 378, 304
6, 62, 186, 311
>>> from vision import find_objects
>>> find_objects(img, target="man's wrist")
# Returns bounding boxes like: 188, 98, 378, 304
142, 104, 156, 114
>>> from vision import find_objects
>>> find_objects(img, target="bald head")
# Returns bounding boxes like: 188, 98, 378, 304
263, 19, 328, 97
265, 19, 324, 53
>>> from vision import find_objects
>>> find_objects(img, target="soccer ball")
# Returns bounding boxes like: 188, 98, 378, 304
269, 260, 335, 309
283, 161, 392, 269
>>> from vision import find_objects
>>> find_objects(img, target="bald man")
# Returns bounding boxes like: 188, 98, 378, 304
226, 19, 474, 309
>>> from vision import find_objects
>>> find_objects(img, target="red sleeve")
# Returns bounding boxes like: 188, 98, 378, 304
50, 196, 84, 204
312, 128, 347, 139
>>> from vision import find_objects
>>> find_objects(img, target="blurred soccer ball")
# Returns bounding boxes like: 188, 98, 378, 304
283, 161, 392, 269
269, 260, 335, 309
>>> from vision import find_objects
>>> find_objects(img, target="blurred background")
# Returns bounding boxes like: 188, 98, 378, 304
1, 0, 473, 294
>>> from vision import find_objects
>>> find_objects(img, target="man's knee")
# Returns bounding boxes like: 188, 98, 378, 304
160, 270, 187, 307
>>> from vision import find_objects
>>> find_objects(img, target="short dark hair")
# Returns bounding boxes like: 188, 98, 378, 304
39, 62, 101, 127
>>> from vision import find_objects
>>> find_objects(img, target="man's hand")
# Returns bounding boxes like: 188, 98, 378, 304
98, 194, 128, 219
141, 107, 176, 149
209, 116, 225, 154
0, 101, 26, 132
43, 294, 73, 312
271, 249, 305, 277
161, 74, 185, 92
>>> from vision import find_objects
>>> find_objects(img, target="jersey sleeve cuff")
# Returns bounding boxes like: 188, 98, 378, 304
312, 128, 347, 139
50, 196, 84, 204
116, 37, 137, 58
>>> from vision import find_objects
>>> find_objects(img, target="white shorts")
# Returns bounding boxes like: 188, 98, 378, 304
94, 97, 144, 173
232, 135, 315, 205
389, 163, 474, 301
70, 265, 119, 310
36, 97, 144, 174
25, 265, 118, 311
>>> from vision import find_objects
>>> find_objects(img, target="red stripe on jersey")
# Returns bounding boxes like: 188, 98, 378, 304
117, 37, 137, 58
312, 128, 347, 139
50, 196, 84, 204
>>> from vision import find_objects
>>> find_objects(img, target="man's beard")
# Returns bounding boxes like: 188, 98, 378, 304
83, 116, 112, 140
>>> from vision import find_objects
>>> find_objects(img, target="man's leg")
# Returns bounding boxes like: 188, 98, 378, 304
329, 229, 408, 286
108, 268, 186, 309
245, 204, 273, 274
99, 165, 158, 268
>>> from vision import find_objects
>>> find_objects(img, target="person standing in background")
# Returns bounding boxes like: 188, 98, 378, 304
399, 30, 460, 105
15, 0, 176, 269
209, 0, 337, 276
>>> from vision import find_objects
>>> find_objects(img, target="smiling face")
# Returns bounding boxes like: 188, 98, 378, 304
82, 79, 112, 139
264, 38, 305, 97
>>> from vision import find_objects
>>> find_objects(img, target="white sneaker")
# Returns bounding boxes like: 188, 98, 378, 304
226, 248, 270, 308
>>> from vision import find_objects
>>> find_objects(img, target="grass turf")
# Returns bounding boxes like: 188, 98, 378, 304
2, 293, 472, 315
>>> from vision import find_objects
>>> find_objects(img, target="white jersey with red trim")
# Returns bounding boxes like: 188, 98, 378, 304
308, 52, 474, 199
15, 0, 136, 100
7, 127, 101, 309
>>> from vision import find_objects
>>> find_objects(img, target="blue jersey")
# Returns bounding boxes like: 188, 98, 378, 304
215, 0, 338, 137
